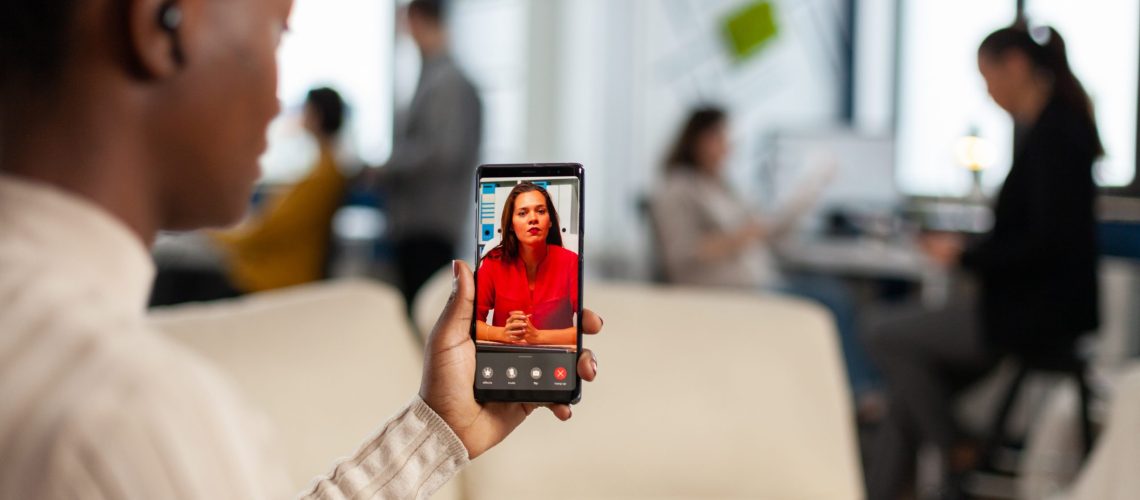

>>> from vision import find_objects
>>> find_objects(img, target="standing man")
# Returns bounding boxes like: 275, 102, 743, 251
373, 0, 483, 315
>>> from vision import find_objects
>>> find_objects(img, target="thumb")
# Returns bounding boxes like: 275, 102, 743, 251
428, 260, 475, 350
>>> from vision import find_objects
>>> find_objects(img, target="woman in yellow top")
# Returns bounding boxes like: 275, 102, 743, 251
213, 87, 349, 292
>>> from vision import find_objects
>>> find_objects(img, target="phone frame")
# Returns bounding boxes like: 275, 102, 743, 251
471, 163, 585, 404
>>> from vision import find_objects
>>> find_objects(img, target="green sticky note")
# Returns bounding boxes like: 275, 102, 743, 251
722, 1, 779, 62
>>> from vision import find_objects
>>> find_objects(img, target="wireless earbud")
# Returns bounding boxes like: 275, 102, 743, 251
157, 3, 186, 66
159, 3, 183, 32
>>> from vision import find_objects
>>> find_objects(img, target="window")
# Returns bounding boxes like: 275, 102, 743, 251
1025, 0, 1139, 188
261, 0, 395, 182
895, 0, 1017, 197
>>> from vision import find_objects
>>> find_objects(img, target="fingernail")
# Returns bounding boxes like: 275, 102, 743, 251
591, 354, 598, 373
451, 260, 460, 292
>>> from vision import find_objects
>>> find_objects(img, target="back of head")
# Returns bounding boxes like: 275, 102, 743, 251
979, 22, 1104, 156
0, 0, 78, 97
408, 0, 447, 24
306, 87, 347, 138
665, 106, 727, 172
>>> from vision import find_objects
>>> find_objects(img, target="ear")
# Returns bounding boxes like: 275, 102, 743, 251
125, 0, 188, 79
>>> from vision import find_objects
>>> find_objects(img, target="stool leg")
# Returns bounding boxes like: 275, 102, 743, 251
1075, 364, 1094, 458
981, 365, 1029, 471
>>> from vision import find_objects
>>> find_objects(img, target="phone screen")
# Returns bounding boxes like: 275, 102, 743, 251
472, 164, 584, 403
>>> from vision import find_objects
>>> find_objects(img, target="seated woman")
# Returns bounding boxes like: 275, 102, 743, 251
476, 182, 578, 350
149, 87, 349, 306
650, 106, 879, 413
212, 87, 349, 293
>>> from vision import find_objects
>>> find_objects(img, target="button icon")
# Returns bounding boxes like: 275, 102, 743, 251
530, 367, 542, 380
554, 367, 568, 381
506, 367, 518, 379
481, 367, 494, 379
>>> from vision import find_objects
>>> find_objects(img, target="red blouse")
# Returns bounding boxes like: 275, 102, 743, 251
476, 245, 579, 330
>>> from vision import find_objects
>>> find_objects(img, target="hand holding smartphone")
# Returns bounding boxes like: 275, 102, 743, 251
471, 164, 585, 404
417, 260, 601, 460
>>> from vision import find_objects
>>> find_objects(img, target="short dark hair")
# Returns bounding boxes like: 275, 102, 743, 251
0, 0, 79, 87
305, 87, 347, 137
407, 0, 447, 23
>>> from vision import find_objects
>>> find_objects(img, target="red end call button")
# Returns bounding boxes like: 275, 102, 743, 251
554, 367, 568, 381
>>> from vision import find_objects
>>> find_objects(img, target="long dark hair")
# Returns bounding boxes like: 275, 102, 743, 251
665, 106, 727, 171
488, 182, 563, 263
979, 23, 1104, 157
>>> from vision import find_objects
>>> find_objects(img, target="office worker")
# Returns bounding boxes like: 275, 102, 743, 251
0, 1, 601, 499
651, 107, 879, 414
211, 87, 349, 294
149, 87, 349, 307
476, 183, 579, 348
369, 0, 483, 317
865, 23, 1101, 500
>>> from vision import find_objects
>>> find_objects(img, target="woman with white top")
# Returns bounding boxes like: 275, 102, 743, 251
651, 106, 879, 410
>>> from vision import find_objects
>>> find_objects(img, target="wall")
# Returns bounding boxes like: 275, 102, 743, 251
512, 0, 848, 277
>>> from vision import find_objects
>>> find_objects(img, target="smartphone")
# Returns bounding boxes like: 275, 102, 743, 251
472, 163, 585, 404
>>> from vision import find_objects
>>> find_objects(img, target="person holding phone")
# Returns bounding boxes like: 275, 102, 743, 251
475, 182, 579, 348
0, 1, 601, 498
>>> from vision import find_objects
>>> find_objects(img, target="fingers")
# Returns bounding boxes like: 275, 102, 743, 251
546, 404, 572, 421
577, 348, 598, 382
581, 309, 604, 335
504, 317, 528, 342
521, 403, 539, 417
427, 261, 474, 350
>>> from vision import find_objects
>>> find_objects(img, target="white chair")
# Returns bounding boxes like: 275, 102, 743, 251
148, 279, 462, 500
459, 282, 863, 500
1063, 363, 1140, 500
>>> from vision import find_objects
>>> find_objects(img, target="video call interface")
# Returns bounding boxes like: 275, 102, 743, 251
474, 176, 582, 391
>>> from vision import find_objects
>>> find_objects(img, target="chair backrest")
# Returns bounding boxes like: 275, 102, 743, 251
460, 282, 864, 500
1065, 363, 1140, 500
640, 193, 672, 284
146, 280, 464, 498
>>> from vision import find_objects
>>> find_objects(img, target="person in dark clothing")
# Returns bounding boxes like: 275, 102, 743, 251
369, 0, 483, 316
865, 23, 1102, 500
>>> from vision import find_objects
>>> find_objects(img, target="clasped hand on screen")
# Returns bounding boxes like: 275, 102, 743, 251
503, 311, 535, 343
419, 261, 602, 459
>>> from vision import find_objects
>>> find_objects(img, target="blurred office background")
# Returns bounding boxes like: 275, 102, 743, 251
261, 0, 1140, 275
149, 0, 1140, 499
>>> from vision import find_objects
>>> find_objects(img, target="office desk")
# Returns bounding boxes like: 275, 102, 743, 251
774, 237, 950, 306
